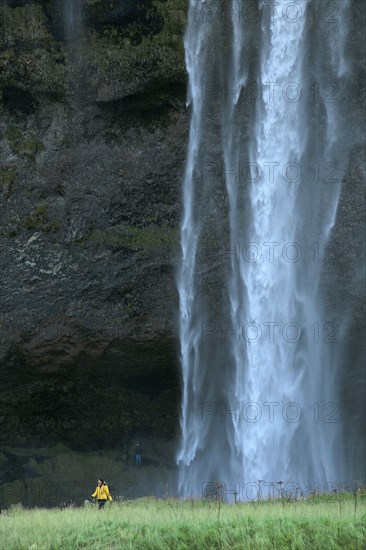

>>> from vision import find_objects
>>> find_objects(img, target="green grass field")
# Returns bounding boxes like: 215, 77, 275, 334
1, 496, 365, 549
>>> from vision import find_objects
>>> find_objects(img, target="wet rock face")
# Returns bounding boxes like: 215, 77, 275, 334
0, 0, 187, 448
2, 334, 181, 450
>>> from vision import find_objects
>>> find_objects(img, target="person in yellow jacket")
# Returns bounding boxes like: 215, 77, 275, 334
91, 478, 113, 509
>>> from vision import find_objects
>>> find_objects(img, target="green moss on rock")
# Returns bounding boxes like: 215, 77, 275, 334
0, 1, 186, 104
88, 224, 178, 252
24, 203, 60, 234
0, 170, 16, 198
2, 125, 45, 159
82, 0, 186, 102
0, 5, 67, 98
2, 124, 22, 144
84, 32, 185, 101
1, 4, 52, 48
16, 135, 45, 159
153, 0, 187, 36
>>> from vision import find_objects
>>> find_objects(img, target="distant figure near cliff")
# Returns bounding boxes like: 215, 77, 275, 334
122, 444, 128, 464
135, 443, 142, 466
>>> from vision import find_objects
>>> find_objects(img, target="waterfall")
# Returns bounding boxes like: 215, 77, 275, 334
61, 0, 86, 106
62, 0, 85, 45
177, 0, 354, 499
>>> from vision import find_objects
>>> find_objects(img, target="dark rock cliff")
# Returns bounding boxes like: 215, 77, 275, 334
0, 0, 187, 457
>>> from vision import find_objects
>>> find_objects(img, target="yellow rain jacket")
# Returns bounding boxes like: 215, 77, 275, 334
91, 483, 113, 501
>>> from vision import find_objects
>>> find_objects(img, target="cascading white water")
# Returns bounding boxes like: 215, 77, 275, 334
61, 0, 86, 106
178, 0, 353, 498
62, 0, 85, 44
240, 0, 336, 487
177, 0, 214, 493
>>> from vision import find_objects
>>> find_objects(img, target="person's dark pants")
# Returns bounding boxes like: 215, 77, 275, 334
136, 453, 141, 465
98, 499, 107, 510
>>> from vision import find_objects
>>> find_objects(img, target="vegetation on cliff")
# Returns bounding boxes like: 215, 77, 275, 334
0, 0, 187, 105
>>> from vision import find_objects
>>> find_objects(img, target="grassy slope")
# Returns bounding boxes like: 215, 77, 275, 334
1, 498, 365, 549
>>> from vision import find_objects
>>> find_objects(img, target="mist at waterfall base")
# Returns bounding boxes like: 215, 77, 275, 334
177, 0, 365, 500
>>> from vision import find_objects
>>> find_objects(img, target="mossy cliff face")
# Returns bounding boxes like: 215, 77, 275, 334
0, 0, 188, 475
